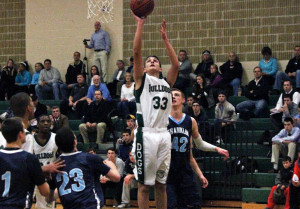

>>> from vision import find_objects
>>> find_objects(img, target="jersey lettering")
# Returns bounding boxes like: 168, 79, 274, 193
57, 169, 86, 196
1, 171, 11, 197
171, 137, 188, 152
152, 96, 168, 110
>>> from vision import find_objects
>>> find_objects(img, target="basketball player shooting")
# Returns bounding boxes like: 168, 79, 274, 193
131, 11, 179, 209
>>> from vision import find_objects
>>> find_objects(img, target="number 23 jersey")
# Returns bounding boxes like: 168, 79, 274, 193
135, 74, 172, 128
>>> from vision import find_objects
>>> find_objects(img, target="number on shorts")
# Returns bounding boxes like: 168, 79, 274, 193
57, 168, 85, 196
171, 137, 188, 152
1, 171, 11, 197
153, 96, 168, 110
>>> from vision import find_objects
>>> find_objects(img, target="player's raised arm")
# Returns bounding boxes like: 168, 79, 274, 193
132, 12, 146, 89
160, 19, 179, 88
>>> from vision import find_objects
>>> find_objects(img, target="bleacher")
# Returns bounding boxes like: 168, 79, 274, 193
0, 94, 284, 206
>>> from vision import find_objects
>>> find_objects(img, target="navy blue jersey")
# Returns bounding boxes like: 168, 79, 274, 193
49, 151, 110, 209
167, 114, 193, 183
0, 148, 45, 209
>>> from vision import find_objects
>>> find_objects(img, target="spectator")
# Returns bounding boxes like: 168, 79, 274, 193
220, 52, 243, 96
208, 64, 227, 102
79, 90, 109, 147
64, 51, 86, 90
183, 95, 194, 116
118, 129, 133, 162
214, 91, 237, 144
289, 147, 300, 209
173, 49, 193, 91
270, 80, 300, 132
89, 65, 100, 85
194, 50, 214, 80
100, 148, 124, 207
273, 45, 300, 94
258, 46, 278, 91
117, 152, 137, 208
14, 61, 31, 94
87, 75, 111, 103
192, 74, 208, 108
107, 60, 126, 97
271, 95, 298, 133
60, 74, 88, 118
293, 103, 300, 129
85, 21, 111, 83
270, 117, 300, 173
265, 156, 293, 209
191, 100, 210, 142
29, 95, 47, 132
117, 72, 135, 118
126, 57, 134, 74
49, 106, 69, 133
125, 114, 136, 132
236, 67, 269, 119
35, 59, 67, 100
29, 62, 43, 95
0, 59, 17, 100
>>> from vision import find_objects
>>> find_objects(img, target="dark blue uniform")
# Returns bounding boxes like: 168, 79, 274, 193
49, 151, 110, 209
167, 114, 201, 209
0, 148, 45, 209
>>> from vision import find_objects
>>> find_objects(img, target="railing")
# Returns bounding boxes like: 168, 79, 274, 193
194, 120, 257, 200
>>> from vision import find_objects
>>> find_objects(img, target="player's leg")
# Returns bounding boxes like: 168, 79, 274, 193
138, 183, 150, 209
79, 123, 89, 144
96, 122, 106, 144
155, 181, 167, 209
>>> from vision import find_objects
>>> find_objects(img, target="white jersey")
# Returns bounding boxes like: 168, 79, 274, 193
0, 130, 34, 153
135, 74, 172, 128
33, 132, 57, 166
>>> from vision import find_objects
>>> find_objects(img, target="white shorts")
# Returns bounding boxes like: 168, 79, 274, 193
132, 127, 171, 186
34, 187, 55, 209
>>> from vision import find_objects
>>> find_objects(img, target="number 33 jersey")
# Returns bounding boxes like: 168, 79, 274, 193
135, 74, 172, 128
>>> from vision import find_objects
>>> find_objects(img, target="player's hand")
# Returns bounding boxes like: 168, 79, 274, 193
44, 160, 66, 174
160, 19, 168, 40
100, 176, 109, 183
124, 175, 132, 185
131, 10, 146, 24
199, 175, 208, 188
216, 147, 229, 161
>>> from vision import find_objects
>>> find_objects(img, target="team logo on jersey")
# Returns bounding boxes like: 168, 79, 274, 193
149, 84, 171, 93
136, 142, 143, 175
35, 152, 54, 160
157, 170, 165, 179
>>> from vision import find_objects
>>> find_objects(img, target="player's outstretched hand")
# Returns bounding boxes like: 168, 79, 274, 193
44, 159, 66, 174
216, 147, 229, 161
160, 19, 168, 40
131, 10, 146, 24
200, 175, 208, 188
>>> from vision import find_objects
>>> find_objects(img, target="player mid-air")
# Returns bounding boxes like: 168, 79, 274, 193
131, 9, 179, 209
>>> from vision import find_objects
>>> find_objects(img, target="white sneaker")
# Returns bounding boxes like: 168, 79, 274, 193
117, 203, 130, 208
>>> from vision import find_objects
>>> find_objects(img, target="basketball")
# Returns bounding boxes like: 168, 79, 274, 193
130, 0, 155, 18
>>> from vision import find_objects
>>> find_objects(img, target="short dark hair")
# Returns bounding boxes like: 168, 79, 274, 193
145, 55, 161, 67
253, 66, 262, 72
192, 100, 201, 106
282, 156, 292, 162
51, 106, 60, 110
179, 49, 187, 54
10, 93, 31, 117
35, 62, 44, 69
77, 73, 84, 78
129, 56, 134, 62
74, 51, 81, 56
171, 88, 185, 98
117, 60, 125, 65
283, 80, 292, 85
284, 117, 293, 124
283, 95, 292, 100
107, 147, 117, 154
2, 118, 24, 143
94, 90, 102, 95
37, 114, 50, 123
55, 127, 75, 153
44, 59, 52, 64
122, 129, 131, 135
261, 46, 272, 56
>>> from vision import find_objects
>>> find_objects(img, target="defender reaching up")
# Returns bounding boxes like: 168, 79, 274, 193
131, 13, 179, 209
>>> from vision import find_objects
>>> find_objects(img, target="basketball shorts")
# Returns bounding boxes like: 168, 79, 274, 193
34, 187, 55, 209
132, 127, 171, 186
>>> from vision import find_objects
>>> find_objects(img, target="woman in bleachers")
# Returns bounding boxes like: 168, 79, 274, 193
14, 61, 31, 94
192, 74, 209, 108
0, 59, 17, 100
117, 72, 135, 119
89, 65, 100, 85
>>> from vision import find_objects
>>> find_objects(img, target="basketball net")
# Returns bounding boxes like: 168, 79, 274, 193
87, 0, 114, 23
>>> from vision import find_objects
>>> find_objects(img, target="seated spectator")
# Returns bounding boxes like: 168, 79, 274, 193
192, 74, 209, 108
107, 60, 126, 97
117, 152, 137, 208
293, 103, 300, 129
64, 51, 86, 91
60, 74, 88, 118
117, 73, 135, 118
193, 50, 214, 80
101, 147, 124, 207
89, 65, 100, 85
270, 94, 298, 133
35, 59, 67, 100
220, 52, 243, 96
173, 49, 193, 91
258, 46, 278, 91
49, 106, 69, 133
182, 95, 194, 116
191, 100, 210, 141
273, 45, 300, 94
125, 114, 136, 133
271, 117, 300, 173
118, 129, 133, 162
87, 75, 111, 104
29, 62, 43, 95
0, 59, 17, 100
79, 90, 109, 147
236, 67, 269, 119
207, 64, 228, 102
290, 147, 300, 209
214, 92, 237, 144
14, 61, 31, 94
126, 57, 134, 74
265, 156, 293, 209
29, 95, 47, 131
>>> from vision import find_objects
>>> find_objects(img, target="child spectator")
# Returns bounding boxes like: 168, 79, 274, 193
265, 156, 293, 209
118, 129, 133, 162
